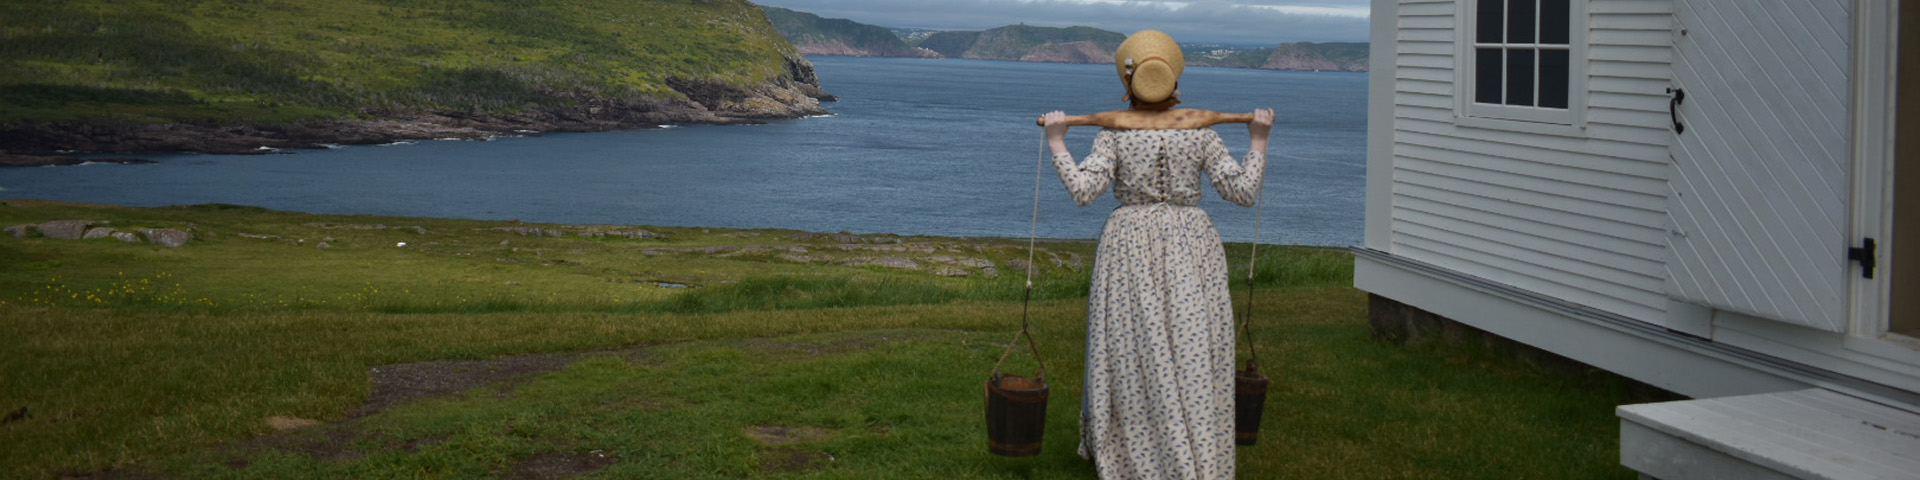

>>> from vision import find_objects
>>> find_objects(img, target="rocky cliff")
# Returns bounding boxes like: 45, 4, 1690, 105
0, 0, 834, 156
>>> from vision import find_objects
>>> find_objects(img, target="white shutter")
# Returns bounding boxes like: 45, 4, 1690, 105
1664, 0, 1853, 332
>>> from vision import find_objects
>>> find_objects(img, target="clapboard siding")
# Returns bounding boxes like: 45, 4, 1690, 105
1395, 130, 1667, 186
1390, 228, 1666, 321
1590, 75, 1669, 95
1394, 156, 1667, 230
1392, 210, 1664, 295
1590, 0, 1670, 14
1387, 0, 1676, 324
1393, 181, 1668, 260
1394, 119, 1671, 170
1394, 198, 1666, 282
1394, 141, 1667, 203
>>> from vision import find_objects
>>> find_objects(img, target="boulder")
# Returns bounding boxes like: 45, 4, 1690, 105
82, 227, 116, 240
37, 220, 91, 239
110, 232, 140, 243
5, 225, 32, 238
141, 228, 190, 248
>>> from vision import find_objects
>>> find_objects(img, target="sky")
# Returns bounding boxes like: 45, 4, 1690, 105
750, 0, 1372, 46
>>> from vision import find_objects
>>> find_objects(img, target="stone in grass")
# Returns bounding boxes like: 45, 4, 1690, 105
4, 225, 29, 238
37, 220, 91, 240
82, 227, 116, 240
265, 416, 321, 431
110, 232, 141, 243
141, 228, 190, 248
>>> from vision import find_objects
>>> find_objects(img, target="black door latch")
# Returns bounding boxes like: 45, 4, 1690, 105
1848, 238, 1877, 279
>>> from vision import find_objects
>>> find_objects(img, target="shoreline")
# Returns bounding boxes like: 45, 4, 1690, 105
0, 97, 829, 162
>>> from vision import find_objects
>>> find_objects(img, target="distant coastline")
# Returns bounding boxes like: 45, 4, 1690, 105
761, 6, 1367, 72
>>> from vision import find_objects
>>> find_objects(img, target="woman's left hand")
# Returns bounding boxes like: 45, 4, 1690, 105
1248, 108, 1273, 153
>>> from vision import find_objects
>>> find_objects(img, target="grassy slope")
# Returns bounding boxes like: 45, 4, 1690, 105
0, 0, 799, 126
0, 201, 1631, 479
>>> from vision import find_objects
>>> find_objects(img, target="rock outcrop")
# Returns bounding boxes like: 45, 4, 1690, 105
7, 221, 191, 247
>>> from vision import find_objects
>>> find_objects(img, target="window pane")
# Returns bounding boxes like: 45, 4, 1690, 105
1507, 0, 1537, 44
1541, 0, 1570, 45
1476, 48, 1504, 104
1507, 49, 1536, 106
1477, 0, 1505, 44
1539, 49, 1570, 108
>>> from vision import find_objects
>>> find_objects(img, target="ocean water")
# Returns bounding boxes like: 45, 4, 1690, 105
0, 56, 1367, 245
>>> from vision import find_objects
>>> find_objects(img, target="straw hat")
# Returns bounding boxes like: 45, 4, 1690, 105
1115, 30, 1185, 105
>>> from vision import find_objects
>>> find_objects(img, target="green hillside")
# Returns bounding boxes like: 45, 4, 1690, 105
0, 0, 813, 127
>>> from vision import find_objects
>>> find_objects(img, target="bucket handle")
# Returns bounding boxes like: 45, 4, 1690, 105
993, 138, 1052, 382
1239, 152, 1265, 373
992, 284, 1048, 382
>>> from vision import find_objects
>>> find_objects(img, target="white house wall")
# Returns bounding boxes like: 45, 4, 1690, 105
1383, 0, 1679, 325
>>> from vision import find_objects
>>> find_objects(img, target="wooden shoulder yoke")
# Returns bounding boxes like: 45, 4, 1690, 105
1033, 109, 1255, 130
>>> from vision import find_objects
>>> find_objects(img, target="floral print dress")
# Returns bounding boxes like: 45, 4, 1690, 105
1051, 128, 1265, 479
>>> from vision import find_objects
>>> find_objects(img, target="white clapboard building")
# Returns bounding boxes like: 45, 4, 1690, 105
1355, 0, 1917, 477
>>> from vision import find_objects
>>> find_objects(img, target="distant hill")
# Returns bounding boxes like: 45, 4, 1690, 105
0, 0, 832, 155
946, 25, 1127, 63
1188, 42, 1370, 72
754, 7, 1369, 72
761, 6, 937, 58
915, 31, 984, 59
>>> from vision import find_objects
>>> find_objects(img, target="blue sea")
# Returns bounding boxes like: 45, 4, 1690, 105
0, 56, 1367, 245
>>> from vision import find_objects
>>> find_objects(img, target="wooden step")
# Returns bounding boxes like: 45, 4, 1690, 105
1618, 388, 1920, 480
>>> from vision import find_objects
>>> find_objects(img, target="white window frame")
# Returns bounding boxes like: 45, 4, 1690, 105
1457, 0, 1588, 129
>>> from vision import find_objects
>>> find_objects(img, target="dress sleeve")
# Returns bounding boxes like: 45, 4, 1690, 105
1052, 130, 1116, 206
1205, 131, 1266, 207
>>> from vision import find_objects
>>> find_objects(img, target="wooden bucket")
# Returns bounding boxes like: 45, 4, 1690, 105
1235, 364, 1271, 446
985, 372, 1049, 457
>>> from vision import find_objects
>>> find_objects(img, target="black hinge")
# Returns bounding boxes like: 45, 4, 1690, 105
1848, 238, 1878, 279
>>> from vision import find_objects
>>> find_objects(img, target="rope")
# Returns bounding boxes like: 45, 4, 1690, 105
993, 137, 1050, 381
1239, 154, 1264, 371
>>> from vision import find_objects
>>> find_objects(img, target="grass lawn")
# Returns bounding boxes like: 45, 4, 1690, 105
0, 200, 1637, 479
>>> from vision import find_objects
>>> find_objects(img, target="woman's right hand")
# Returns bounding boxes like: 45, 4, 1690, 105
1044, 111, 1069, 155
1248, 108, 1274, 140
1248, 108, 1273, 153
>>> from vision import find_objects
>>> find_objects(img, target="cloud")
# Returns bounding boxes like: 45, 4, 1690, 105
752, 0, 1372, 45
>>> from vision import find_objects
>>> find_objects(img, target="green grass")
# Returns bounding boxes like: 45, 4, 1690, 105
0, 201, 1635, 479
0, 0, 800, 125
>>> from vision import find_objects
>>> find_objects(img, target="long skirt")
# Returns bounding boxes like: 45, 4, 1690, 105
1078, 204, 1236, 479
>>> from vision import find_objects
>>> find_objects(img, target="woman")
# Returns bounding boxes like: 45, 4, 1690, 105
1041, 30, 1272, 479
